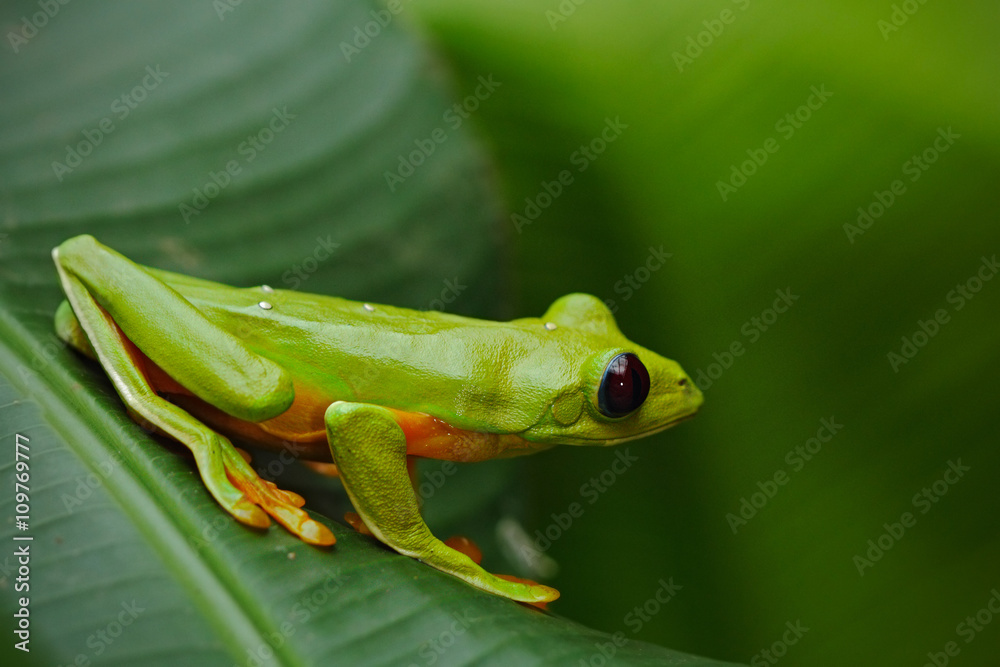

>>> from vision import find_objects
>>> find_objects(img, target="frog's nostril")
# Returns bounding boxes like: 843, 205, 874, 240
678, 378, 688, 387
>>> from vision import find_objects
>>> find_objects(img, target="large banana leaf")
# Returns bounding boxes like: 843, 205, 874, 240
0, 1, 741, 665
408, 1, 1000, 665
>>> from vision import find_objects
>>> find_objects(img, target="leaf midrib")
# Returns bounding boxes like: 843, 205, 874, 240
0, 300, 301, 667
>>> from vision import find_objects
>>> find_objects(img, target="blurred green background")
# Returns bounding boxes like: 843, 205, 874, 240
2, 0, 998, 665
407, 1, 1000, 665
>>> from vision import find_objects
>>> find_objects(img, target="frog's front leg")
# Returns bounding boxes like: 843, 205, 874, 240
325, 402, 559, 604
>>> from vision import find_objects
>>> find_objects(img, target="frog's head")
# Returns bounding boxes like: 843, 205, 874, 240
519, 293, 703, 446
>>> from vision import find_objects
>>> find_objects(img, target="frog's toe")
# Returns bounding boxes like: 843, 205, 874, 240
228, 498, 271, 529
299, 518, 335, 545
269, 505, 335, 546
244, 483, 335, 546
268, 483, 306, 508
529, 583, 560, 604
222, 450, 334, 545
496, 574, 560, 608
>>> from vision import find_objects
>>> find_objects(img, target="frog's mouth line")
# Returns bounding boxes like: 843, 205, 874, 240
594, 411, 699, 446
547, 409, 700, 447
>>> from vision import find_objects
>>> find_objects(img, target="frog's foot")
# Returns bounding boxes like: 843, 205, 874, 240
496, 575, 558, 610
442, 536, 555, 607
444, 536, 557, 608
172, 439, 333, 546
221, 448, 335, 546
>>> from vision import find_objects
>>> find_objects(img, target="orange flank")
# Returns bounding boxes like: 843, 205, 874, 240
389, 408, 469, 458
135, 343, 516, 465
389, 408, 526, 461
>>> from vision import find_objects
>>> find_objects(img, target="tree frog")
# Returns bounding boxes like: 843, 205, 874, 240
52, 235, 703, 604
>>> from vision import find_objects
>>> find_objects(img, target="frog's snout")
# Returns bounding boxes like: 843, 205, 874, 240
677, 373, 704, 411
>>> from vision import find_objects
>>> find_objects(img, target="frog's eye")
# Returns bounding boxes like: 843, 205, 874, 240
597, 353, 650, 418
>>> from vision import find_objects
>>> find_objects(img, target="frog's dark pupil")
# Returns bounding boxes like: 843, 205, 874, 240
598, 353, 650, 417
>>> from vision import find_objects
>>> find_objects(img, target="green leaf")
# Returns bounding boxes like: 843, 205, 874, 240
0, 2, 741, 665
404, 1, 1000, 665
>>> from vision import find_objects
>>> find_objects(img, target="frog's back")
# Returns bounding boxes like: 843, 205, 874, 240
162, 273, 575, 433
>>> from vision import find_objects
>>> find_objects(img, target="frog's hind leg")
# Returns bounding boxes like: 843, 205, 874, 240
339, 457, 420, 536
53, 235, 333, 546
